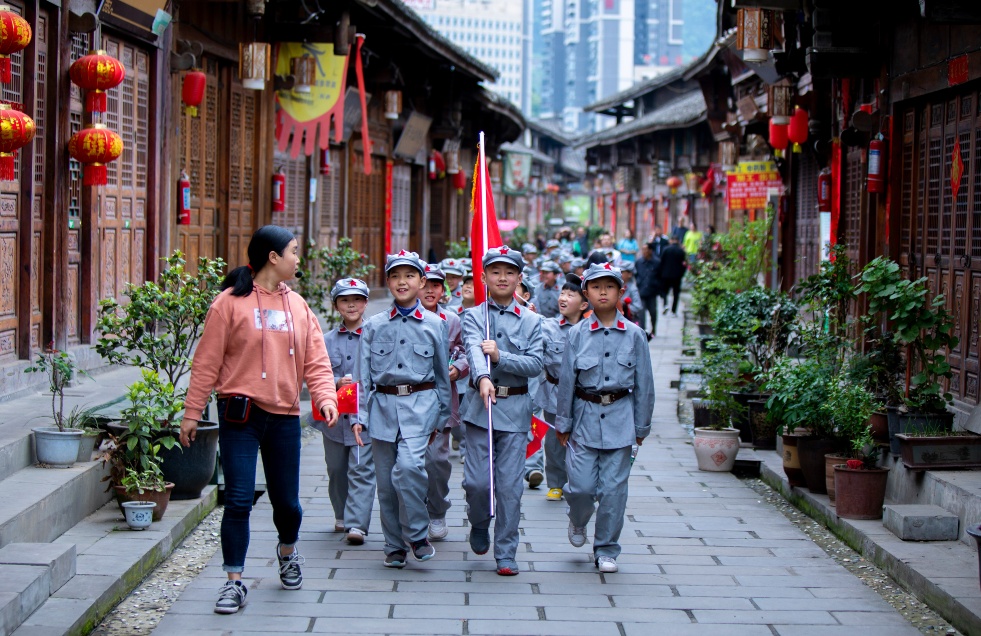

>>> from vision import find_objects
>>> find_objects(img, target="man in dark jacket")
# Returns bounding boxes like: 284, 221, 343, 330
635, 242, 661, 336
654, 237, 687, 316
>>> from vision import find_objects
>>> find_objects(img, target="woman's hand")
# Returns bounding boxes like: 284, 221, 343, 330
179, 417, 198, 448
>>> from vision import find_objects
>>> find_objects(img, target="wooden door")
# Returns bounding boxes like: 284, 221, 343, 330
177, 56, 221, 267
314, 146, 342, 249
391, 163, 411, 252
272, 149, 308, 248
225, 78, 258, 265
794, 151, 820, 284
65, 33, 88, 345
350, 150, 385, 288
96, 35, 151, 302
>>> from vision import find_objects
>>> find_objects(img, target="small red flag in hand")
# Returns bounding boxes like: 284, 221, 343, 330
312, 383, 359, 421
526, 415, 549, 459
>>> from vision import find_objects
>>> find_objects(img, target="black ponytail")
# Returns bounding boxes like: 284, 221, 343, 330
221, 225, 296, 297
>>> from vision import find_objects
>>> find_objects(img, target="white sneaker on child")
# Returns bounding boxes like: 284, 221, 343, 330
568, 522, 587, 548
596, 556, 618, 573
428, 518, 448, 541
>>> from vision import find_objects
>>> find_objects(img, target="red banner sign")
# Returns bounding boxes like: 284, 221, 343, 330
726, 171, 782, 211
384, 160, 393, 255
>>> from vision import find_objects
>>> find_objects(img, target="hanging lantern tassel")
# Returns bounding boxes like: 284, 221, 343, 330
0, 150, 14, 180
0, 8, 32, 85
0, 105, 35, 181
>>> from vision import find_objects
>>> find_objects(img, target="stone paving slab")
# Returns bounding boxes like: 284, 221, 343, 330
156, 312, 921, 635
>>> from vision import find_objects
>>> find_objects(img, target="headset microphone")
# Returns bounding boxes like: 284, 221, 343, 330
295, 271, 304, 279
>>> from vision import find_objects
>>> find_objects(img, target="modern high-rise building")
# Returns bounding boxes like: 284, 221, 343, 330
406, 0, 530, 113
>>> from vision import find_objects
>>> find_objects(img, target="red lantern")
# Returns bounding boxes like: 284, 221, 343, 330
69, 50, 126, 113
272, 169, 286, 212
0, 105, 34, 180
177, 170, 191, 225
788, 107, 809, 153
769, 120, 789, 153
665, 175, 682, 193
181, 69, 206, 118
452, 169, 467, 194
68, 123, 123, 186
319, 148, 330, 176
0, 8, 31, 84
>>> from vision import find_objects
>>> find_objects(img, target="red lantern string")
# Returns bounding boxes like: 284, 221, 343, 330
354, 34, 372, 176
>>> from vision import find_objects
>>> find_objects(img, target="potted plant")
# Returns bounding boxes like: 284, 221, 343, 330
96, 251, 225, 499
855, 257, 958, 436
894, 426, 981, 470
693, 342, 742, 472
103, 370, 180, 520
833, 424, 889, 520
25, 345, 92, 467
820, 380, 883, 504
294, 237, 376, 329
689, 216, 770, 325
116, 465, 173, 522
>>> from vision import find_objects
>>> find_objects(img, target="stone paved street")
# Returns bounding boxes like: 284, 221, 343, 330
152, 312, 920, 636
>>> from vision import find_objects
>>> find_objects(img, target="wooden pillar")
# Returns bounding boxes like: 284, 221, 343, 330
17, 0, 37, 355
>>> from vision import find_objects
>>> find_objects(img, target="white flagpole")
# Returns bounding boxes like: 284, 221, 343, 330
478, 131, 495, 519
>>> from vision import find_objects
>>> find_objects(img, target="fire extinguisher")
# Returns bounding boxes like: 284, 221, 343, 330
867, 137, 887, 194
428, 153, 437, 181
817, 168, 831, 213
320, 148, 330, 176
177, 170, 191, 225
272, 168, 286, 213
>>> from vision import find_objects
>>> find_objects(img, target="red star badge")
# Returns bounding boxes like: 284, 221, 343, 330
398, 249, 407, 256
500, 246, 509, 254
425, 265, 432, 271
603, 262, 613, 270
349, 280, 358, 286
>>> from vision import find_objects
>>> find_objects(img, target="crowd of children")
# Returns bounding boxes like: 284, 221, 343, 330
203, 226, 656, 614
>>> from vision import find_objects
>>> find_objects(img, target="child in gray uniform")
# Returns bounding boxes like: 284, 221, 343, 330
555, 262, 655, 574
462, 245, 543, 576
357, 250, 452, 569
315, 278, 375, 545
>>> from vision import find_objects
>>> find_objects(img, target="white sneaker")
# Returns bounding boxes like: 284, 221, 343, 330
346, 528, 366, 545
428, 518, 448, 541
568, 522, 587, 548
334, 519, 345, 532
596, 556, 618, 573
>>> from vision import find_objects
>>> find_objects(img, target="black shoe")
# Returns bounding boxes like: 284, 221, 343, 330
469, 528, 490, 555
411, 539, 436, 561
214, 580, 248, 614
384, 550, 407, 568
277, 544, 304, 590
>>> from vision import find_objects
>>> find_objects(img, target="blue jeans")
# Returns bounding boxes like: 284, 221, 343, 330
218, 399, 302, 573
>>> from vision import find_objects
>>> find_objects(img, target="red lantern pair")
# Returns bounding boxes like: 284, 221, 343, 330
182, 69, 206, 118
0, 7, 31, 84
68, 124, 123, 186
769, 119, 789, 154
0, 104, 34, 180
69, 50, 126, 113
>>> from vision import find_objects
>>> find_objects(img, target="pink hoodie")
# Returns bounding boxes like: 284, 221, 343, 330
184, 283, 337, 418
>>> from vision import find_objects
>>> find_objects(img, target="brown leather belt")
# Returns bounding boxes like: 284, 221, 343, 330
575, 387, 629, 406
469, 381, 529, 398
545, 371, 559, 385
375, 382, 436, 396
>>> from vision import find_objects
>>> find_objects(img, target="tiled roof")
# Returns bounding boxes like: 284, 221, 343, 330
577, 91, 707, 149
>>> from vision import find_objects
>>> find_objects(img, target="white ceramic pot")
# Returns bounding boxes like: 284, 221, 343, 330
693, 427, 741, 472
121, 501, 156, 530
32, 427, 83, 468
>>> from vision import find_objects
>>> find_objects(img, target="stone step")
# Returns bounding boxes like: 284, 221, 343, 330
0, 543, 75, 636
883, 504, 960, 541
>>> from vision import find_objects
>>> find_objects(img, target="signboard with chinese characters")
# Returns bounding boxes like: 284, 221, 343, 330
503, 151, 532, 195
726, 161, 782, 211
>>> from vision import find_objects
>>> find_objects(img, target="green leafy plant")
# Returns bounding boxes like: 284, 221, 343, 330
713, 287, 798, 385
25, 345, 92, 432
103, 370, 183, 488
689, 216, 771, 321
855, 257, 958, 414
445, 239, 471, 259
699, 341, 747, 429
95, 251, 225, 392
821, 380, 882, 465
764, 357, 835, 437
295, 237, 376, 327
119, 465, 166, 501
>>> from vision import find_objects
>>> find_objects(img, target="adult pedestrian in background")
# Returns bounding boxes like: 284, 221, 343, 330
682, 222, 703, 264
655, 236, 687, 316
616, 229, 638, 263
180, 225, 339, 614
635, 242, 661, 336
648, 226, 669, 258
574, 227, 590, 257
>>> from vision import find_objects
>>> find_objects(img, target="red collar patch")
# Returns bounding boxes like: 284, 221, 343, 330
616, 320, 625, 330
559, 317, 567, 326
414, 309, 423, 320
389, 307, 398, 319
338, 325, 363, 334
589, 321, 600, 331
438, 311, 447, 321
514, 305, 521, 316
457, 305, 464, 314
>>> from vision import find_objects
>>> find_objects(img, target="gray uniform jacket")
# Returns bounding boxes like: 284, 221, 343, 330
358, 303, 452, 441
447, 284, 463, 309
314, 323, 362, 445
434, 305, 469, 429
462, 299, 544, 433
554, 312, 655, 449
624, 281, 644, 317
534, 316, 575, 415
534, 282, 560, 318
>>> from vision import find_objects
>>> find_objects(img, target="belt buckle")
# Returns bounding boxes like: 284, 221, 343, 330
600, 393, 613, 406
396, 384, 411, 397
497, 385, 510, 398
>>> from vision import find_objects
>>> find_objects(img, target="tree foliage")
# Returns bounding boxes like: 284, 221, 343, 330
295, 237, 376, 328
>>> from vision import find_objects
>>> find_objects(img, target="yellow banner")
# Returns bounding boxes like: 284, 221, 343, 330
275, 43, 349, 158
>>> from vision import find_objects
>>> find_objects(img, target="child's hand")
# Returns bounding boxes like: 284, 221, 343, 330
322, 405, 339, 427
352, 423, 365, 446
556, 431, 570, 446
336, 376, 353, 388
479, 377, 497, 404
429, 430, 438, 445
449, 366, 460, 382
527, 302, 537, 313
636, 437, 644, 446
481, 339, 500, 363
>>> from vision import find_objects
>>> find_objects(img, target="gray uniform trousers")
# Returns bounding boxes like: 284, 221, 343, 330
463, 421, 526, 561
426, 429, 452, 519
523, 373, 544, 476
372, 433, 431, 555
542, 411, 567, 489
565, 443, 632, 559
321, 436, 375, 532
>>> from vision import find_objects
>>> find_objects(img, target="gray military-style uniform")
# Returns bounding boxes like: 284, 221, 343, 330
313, 322, 376, 533
426, 306, 469, 522
359, 301, 452, 556
462, 298, 543, 562
534, 315, 578, 491
446, 284, 463, 309
623, 280, 644, 322
534, 281, 560, 318
555, 311, 655, 559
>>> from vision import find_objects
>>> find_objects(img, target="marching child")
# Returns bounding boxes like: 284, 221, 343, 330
358, 251, 452, 568
315, 278, 375, 545
555, 262, 655, 574
441, 258, 467, 309
535, 273, 590, 502
418, 263, 469, 541
452, 272, 477, 460
462, 245, 543, 576
535, 261, 562, 318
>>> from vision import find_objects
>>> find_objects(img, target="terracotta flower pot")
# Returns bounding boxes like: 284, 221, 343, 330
781, 433, 806, 487
824, 453, 849, 504
797, 437, 844, 495
833, 465, 888, 520
114, 482, 175, 522
869, 411, 889, 443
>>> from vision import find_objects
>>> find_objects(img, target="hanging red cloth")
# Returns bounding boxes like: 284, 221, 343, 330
354, 34, 372, 175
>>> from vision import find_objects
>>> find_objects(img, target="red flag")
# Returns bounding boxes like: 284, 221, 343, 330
469, 149, 503, 305
526, 414, 549, 459
311, 383, 359, 421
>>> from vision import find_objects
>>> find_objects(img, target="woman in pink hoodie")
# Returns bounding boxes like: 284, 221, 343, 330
179, 225, 339, 614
